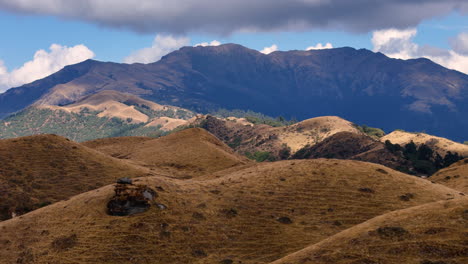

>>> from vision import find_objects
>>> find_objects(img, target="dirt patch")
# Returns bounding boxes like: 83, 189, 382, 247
376, 168, 388, 174
375, 226, 409, 240
192, 249, 207, 258
51, 234, 77, 251
220, 208, 238, 218
358, 188, 375, 193
399, 193, 415, 201
277, 217, 293, 224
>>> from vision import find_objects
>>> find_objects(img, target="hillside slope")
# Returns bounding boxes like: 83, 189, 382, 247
195, 115, 362, 160
0, 134, 148, 220
382, 130, 468, 157
431, 159, 468, 193
292, 131, 411, 171
271, 198, 467, 264
84, 128, 251, 178
0, 159, 462, 264
1, 44, 468, 140
0, 91, 195, 141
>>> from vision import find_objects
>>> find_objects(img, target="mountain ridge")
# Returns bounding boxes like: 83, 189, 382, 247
1, 44, 467, 140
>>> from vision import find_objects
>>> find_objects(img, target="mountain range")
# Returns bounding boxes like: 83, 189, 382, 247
1, 44, 467, 141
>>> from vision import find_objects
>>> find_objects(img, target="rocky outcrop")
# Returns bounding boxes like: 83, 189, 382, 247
107, 179, 157, 216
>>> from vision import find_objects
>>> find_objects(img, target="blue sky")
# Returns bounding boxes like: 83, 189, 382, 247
0, 11, 465, 69
0, 1, 467, 91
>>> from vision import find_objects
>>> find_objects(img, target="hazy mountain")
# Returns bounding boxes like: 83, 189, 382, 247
1, 44, 467, 140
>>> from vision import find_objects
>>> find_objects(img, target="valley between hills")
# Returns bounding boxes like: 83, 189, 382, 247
0, 45, 467, 264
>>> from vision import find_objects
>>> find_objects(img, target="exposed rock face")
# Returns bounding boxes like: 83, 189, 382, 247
107, 182, 157, 216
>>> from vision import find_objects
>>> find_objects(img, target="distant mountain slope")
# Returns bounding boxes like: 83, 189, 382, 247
0, 159, 462, 263
0, 91, 195, 141
0, 44, 467, 140
0, 134, 148, 220
271, 198, 467, 264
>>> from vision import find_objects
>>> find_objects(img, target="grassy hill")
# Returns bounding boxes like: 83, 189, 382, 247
0, 159, 463, 263
83, 128, 251, 179
0, 134, 148, 220
382, 130, 468, 157
271, 198, 467, 264
431, 159, 468, 193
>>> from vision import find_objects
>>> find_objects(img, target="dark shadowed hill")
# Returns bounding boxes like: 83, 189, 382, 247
291, 131, 411, 171
1, 44, 467, 140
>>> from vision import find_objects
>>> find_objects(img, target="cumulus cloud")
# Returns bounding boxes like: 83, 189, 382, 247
260, 44, 278, 54
0, 1, 466, 34
372, 28, 418, 59
306, 42, 333, 50
372, 29, 468, 74
123, 35, 190, 64
450, 32, 468, 55
0, 44, 94, 92
195, 40, 221, 47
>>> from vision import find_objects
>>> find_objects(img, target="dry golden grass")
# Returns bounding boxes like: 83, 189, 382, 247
0, 159, 463, 264
382, 130, 468, 156
144, 116, 189, 130
0, 134, 148, 220
431, 158, 468, 193
275, 116, 362, 152
271, 197, 467, 264
43, 90, 193, 125
84, 128, 251, 179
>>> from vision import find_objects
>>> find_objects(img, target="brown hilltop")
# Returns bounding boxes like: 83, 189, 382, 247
0, 134, 148, 220
194, 115, 362, 159
83, 128, 251, 178
382, 130, 468, 157
431, 158, 468, 193
271, 197, 468, 264
292, 131, 411, 171
0, 159, 462, 264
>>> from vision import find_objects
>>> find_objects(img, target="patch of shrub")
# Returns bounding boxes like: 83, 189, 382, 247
245, 151, 275, 162
355, 124, 386, 138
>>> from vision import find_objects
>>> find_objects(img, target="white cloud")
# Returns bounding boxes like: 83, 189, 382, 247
123, 35, 190, 64
372, 28, 468, 74
371, 28, 418, 59
0, 44, 94, 92
260, 44, 278, 54
306, 42, 333, 50
450, 32, 468, 55
195, 40, 221, 47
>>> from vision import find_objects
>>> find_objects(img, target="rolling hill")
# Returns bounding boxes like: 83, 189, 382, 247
194, 115, 363, 160
382, 130, 468, 157
0, 159, 463, 263
431, 159, 468, 193
0, 134, 148, 220
1, 44, 467, 141
83, 128, 251, 178
291, 131, 411, 171
271, 198, 467, 264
